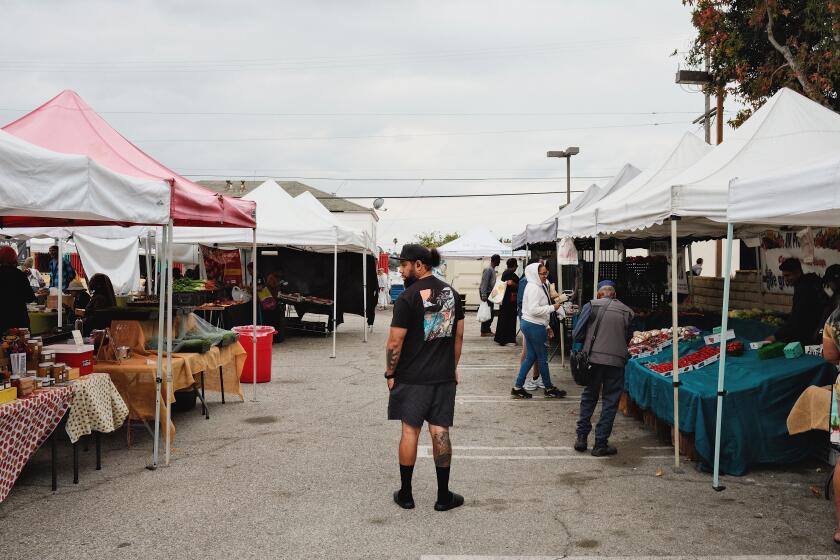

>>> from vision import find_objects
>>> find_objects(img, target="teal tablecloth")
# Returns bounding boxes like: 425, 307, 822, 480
625, 337, 836, 475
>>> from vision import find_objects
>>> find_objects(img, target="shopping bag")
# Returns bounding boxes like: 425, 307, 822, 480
477, 300, 492, 323
488, 279, 506, 305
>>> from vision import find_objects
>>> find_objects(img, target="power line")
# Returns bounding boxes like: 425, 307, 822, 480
138, 121, 685, 143
179, 174, 612, 181
0, 108, 706, 118
313, 190, 589, 200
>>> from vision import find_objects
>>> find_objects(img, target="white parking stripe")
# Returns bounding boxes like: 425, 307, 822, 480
416, 445, 671, 461
422, 556, 840, 560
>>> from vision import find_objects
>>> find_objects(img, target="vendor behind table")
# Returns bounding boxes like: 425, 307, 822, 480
75, 273, 117, 336
764, 257, 828, 346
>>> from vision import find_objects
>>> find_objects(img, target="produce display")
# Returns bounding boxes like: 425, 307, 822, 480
628, 326, 701, 358
728, 308, 785, 327
173, 278, 216, 292
757, 341, 786, 360
277, 291, 333, 306
643, 345, 721, 375
726, 341, 745, 356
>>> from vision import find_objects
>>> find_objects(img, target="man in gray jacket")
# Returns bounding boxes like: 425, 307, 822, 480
571, 280, 634, 456
478, 254, 500, 336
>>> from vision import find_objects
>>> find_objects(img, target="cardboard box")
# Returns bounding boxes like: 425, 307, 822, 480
46, 293, 75, 311
66, 367, 80, 381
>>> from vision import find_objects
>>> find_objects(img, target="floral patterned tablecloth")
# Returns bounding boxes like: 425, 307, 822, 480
0, 386, 73, 502
65, 373, 129, 444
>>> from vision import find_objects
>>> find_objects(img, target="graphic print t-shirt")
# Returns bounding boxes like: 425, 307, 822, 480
391, 275, 465, 384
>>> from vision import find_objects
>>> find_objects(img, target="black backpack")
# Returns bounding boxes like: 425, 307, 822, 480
570, 300, 611, 386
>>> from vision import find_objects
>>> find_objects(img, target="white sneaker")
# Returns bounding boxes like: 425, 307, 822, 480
523, 378, 538, 391
534, 377, 546, 389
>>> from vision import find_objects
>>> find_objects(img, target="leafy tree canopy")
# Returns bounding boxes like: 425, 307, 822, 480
414, 231, 459, 248
682, 0, 839, 126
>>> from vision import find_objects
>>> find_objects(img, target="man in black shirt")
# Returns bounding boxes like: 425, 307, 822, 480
386, 244, 465, 512
765, 257, 828, 345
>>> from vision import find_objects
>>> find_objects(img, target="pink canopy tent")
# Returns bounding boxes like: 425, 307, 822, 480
3, 90, 255, 229
3, 90, 259, 469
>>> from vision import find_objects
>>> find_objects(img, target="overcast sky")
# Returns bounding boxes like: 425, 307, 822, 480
0, 0, 720, 250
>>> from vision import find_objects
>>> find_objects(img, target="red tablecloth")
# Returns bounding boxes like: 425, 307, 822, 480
0, 386, 73, 502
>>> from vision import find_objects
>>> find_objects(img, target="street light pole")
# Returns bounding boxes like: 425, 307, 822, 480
547, 146, 580, 212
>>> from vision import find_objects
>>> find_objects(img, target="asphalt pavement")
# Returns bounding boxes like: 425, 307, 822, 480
0, 309, 838, 559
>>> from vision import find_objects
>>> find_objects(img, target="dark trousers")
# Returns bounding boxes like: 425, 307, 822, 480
576, 363, 624, 446
480, 300, 494, 333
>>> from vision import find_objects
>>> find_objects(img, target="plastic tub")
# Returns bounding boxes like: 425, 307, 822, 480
233, 326, 276, 383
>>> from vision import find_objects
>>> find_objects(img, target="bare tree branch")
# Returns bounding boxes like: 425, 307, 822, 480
765, 1, 827, 105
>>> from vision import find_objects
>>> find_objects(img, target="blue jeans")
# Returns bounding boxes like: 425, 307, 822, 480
576, 363, 624, 446
514, 320, 552, 388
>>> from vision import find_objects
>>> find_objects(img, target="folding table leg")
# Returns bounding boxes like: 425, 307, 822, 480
201, 372, 208, 420
219, 365, 225, 404
73, 441, 79, 484
95, 432, 102, 471
51, 433, 57, 492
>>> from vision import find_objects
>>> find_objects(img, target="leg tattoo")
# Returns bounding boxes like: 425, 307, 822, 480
431, 431, 452, 468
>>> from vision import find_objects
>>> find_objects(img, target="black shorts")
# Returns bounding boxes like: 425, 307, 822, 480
387, 381, 456, 428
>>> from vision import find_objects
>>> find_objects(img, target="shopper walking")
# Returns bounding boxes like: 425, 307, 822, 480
510, 262, 567, 399
48, 245, 76, 290
377, 267, 390, 309
386, 244, 466, 512
517, 259, 543, 390
572, 280, 634, 456
493, 258, 519, 345
479, 254, 500, 336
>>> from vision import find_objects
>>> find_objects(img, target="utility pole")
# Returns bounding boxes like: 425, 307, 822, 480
704, 50, 711, 144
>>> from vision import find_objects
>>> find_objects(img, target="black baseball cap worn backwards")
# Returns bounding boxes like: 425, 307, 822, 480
399, 244, 431, 264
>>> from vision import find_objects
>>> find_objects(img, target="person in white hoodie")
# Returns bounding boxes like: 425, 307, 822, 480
510, 262, 567, 399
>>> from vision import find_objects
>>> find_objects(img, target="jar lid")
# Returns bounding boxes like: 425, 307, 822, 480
38, 362, 53, 367
53, 362, 66, 367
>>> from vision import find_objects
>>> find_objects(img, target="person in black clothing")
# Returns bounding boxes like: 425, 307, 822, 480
386, 244, 465, 512
494, 258, 519, 345
0, 246, 34, 334
765, 258, 828, 345
77, 274, 117, 336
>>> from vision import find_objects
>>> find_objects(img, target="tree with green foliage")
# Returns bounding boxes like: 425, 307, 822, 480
682, 0, 839, 126
414, 231, 460, 248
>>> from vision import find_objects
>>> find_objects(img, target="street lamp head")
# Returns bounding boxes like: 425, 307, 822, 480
547, 150, 566, 158
565, 146, 580, 156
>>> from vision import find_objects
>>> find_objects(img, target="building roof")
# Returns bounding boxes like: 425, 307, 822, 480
197, 180, 375, 215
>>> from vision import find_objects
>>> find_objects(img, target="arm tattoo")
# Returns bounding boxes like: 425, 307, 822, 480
432, 431, 452, 468
386, 347, 400, 372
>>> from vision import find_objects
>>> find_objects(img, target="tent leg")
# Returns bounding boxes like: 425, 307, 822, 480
363, 235, 368, 343
332, 239, 337, 359
670, 218, 681, 470
252, 228, 258, 402
57, 239, 64, 329
556, 239, 565, 367
164, 220, 174, 466
712, 223, 735, 491
149, 223, 168, 470
592, 236, 600, 300
145, 233, 153, 296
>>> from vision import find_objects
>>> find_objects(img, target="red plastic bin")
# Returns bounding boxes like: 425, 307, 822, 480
233, 326, 276, 383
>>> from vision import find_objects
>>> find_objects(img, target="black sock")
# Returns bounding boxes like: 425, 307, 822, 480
435, 466, 451, 503
399, 464, 414, 498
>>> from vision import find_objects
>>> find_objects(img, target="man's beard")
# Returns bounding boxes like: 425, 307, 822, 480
402, 268, 418, 288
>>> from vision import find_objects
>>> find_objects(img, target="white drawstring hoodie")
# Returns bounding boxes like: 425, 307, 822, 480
521, 262, 565, 326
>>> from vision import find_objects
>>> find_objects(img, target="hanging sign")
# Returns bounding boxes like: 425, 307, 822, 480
761, 228, 840, 294
200, 246, 243, 287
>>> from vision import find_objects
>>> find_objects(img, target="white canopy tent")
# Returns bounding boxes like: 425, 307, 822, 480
0, 130, 170, 225
172, 180, 372, 354
511, 163, 641, 249
580, 89, 840, 469
438, 227, 525, 259
556, 133, 711, 239
708, 154, 840, 489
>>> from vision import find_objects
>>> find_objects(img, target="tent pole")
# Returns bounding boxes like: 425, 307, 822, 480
712, 222, 735, 491
144, 235, 150, 295
252, 228, 258, 402
592, 236, 600, 299
670, 217, 681, 469
363, 233, 368, 343
332, 233, 338, 359
687, 243, 693, 296
57, 239, 64, 329
150, 222, 168, 470
556, 238, 565, 367
164, 220, 174, 466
